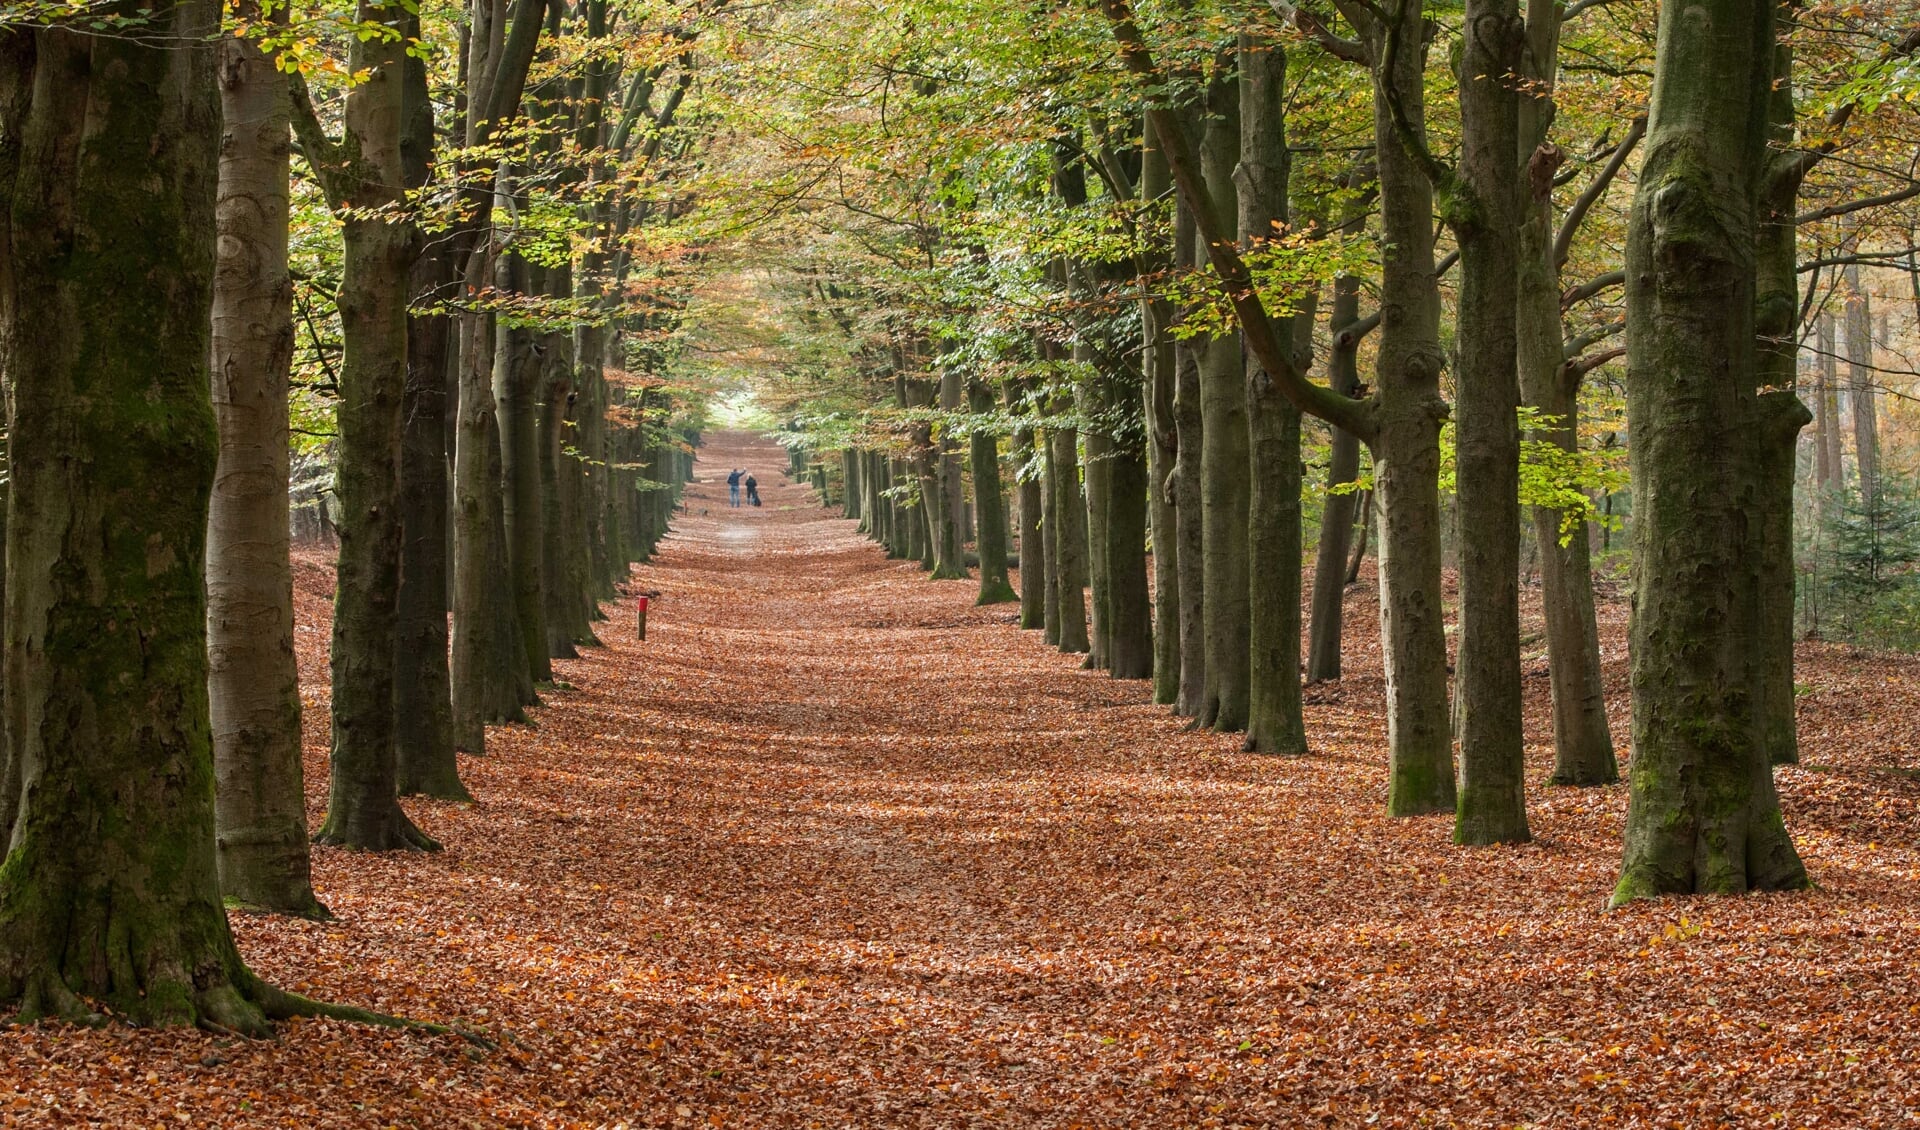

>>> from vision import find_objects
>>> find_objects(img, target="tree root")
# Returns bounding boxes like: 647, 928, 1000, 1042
312, 802, 442, 852
251, 978, 495, 1048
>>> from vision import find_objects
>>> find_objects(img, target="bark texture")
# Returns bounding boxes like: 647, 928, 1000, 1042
1614, 0, 1808, 904
1450, 0, 1531, 844
301, 0, 438, 851
209, 21, 326, 915
1306, 275, 1366, 683
1142, 123, 1183, 705
969, 383, 1018, 604
0, 3, 288, 1028
1238, 33, 1305, 753
1196, 77, 1251, 732
393, 39, 465, 801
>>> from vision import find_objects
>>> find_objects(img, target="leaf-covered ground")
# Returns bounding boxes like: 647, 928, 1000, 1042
5, 431, 1920, 1127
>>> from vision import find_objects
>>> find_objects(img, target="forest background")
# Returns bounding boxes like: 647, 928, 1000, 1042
0, 0, 1918, 1118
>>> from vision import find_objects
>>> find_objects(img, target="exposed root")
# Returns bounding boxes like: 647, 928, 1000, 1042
312, 803, 442, 853
13, 971, 102, 1027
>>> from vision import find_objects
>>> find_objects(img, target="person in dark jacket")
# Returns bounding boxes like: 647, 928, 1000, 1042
726, 468, 743, 507
745, 473, 761, 507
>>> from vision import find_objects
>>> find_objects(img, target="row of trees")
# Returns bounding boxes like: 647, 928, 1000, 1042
0, 0, 708, 1029
714, 0, 1916, 898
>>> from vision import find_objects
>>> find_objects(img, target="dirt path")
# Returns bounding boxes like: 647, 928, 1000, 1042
6, 430, 1920, 1127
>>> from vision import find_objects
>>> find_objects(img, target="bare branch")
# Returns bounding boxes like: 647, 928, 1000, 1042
1553, 115, 1644, 269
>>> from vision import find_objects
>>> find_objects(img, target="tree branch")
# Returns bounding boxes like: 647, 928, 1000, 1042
1268, 0, 1369, 63
1103, 0, 1375, 439
1374, 0, 1453, 191
1796, 181, 1920, 226
285, 71, 343, 208
1331, 248, 1457, 345
1563, 316, 1623, 358
1553, 114, 1644, 269
1560, 268, 1623, 309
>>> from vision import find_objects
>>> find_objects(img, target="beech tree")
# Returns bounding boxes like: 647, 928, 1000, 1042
292, 0, 437, 852
1612, 0, 1809, 902
210, 3, 327, 914
0, 0, 354, 1030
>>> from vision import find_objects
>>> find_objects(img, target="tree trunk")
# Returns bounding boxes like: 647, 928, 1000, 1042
1366, 0, 1455, 816
314, 2, 437, 851
1845, 264, 1877, 508
1818, 314, 1842, 489
1196, 77, 1251, 732
1041, 427, 1064, 642
496, 254, 553, 684
1347, 490, 1373, 584
1011, 387, 1047, 628
1049, 416, 1092, 653
1143, 122, 1183, 704
1515, 51, 1616, 786
1450, 0, 1530, 844
1171, 200, 1209, 717
452, 288, 535, 752
969, 383, 1018, 604
1306, 275, 1365, 683
537, 278, 592, 656
844, 448, 865, 523
0, 4, 288, 1029
923, 373, 969, 580
1752, 45, 1810, 769
1613, 0, 1808, 904
1814, 313, 1837, 490
1239, 32, 1306, 754
393, 38, 465, 801
1080, 365, 1113, 669
1105, 396, 1154, 679
209, 20, 326, 915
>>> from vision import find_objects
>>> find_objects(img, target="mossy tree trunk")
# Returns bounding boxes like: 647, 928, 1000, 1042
0, 3, 288, 1029
1195, 74, 1251, 733
968, 382, 1018, 604
1515, 0, 1617, 787
1450, 0, 1531, 845
1362, 0, 1455, 815
1613, 0, 1808, 905
1306, 274, 1366, 683
1752, 43, 1815, 768
394, 34, 466, 801
1142, 122, 1183, 703
293, 0, 438, 852
1239, 32, 1306, 754
209, 13, 327, 915
1170, 201, 1209, 718
1048, 408, 1092, 654
1010, 386, 1048, 629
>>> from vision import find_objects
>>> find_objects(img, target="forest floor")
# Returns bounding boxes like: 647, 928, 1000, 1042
6, 430, 1920, 1128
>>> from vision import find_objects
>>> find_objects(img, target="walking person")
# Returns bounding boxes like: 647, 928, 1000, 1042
726, 468, 743, 508
745, 473, 761, 507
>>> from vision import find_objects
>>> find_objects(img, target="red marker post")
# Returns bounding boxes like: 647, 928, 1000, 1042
635, 594, 649, 641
